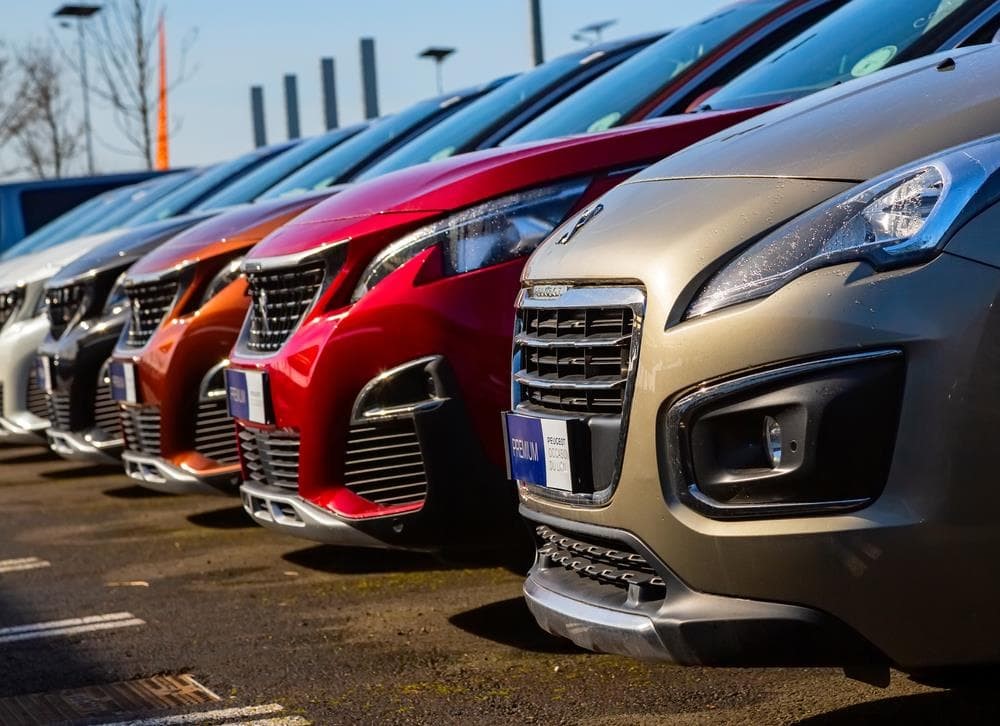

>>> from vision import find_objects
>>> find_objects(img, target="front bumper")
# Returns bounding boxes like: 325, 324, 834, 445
0, 315, 51, 445
230, 252, 524, 550
47, 428, 120, 464
121, 451, 230, 495
522, 511, 883, 667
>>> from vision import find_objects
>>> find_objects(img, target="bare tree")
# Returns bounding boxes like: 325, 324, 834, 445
12, 44, 83, 178
0, 43, 31, 147
65, 0, 195, 169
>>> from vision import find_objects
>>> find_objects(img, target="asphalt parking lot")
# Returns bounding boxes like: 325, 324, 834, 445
1, 444, 999, 726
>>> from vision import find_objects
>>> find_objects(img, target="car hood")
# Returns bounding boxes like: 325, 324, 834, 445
632, 45, 1000, 183
248, 106, 768, 260
127, 191, 334, 277
49, 212, 217, 286
0, 229, 122, 289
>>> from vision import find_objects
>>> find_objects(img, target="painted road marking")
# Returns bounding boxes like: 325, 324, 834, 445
0, 612, 145, 643
97, 703, 309, 725
0, 557, 50, 573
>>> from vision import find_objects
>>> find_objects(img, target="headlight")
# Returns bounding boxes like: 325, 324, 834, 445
686, 145, 994, 319
351, 179, 590, 301
200, 257, 245, 306
102, 272, 128, 315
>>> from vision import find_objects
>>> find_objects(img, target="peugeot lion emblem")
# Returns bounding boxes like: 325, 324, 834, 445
258, 288, 271, 335
556, 203, 603, 245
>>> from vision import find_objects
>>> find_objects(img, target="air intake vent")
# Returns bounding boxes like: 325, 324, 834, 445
237, 425, 300, 490
93, 362, 120, 438
124, 278, 180, 348
194, 398, 239, 464
344, 417, 428, 507
27, 375, 49, 421
120, 406, 161, 456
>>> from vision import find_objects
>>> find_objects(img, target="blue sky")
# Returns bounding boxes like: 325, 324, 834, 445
4, 1, 731, 173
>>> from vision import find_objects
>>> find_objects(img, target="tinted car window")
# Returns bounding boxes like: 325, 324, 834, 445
502, 0, 785, 145
126, 144, 292, 225
704, 0, 988, 110
258, 86, 501, 200
194, 125, 366, 211
355, 47, 634, 181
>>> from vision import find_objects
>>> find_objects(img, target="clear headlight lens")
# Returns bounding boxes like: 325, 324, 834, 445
351, 179, 589, 302
686, 146, 993, 319
200, 257, 245, 306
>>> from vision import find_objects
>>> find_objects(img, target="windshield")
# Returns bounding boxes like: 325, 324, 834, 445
502, 0, 785, 146
0, 172, 192, 260
194, 125, 366, 211
355, 47, 630, 181
126, 144, 292, 225
258, 87, 497, 200
704, 0, 987, 110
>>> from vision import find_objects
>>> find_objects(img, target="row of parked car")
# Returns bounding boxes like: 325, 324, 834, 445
3, 0, 1000, 686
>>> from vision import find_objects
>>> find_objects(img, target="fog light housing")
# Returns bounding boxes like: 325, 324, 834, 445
664, 351, 904, 519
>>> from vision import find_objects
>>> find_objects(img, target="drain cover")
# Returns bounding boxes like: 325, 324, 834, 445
0, 674, 219, 725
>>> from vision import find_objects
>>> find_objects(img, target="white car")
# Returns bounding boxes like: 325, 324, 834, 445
0, 231, 118, 444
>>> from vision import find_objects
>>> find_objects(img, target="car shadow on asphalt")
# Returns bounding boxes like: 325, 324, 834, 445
102, 484, 173, 499
448, 597, 582, 654
0, 449, 56, 465
281, 544, 488, 575
798, 689, 1000, 724
39, 464, 122, 480
187, 506, 256, 530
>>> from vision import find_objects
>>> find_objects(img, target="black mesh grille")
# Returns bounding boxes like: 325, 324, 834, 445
93, 362, 120, 438
45, 391, 70, 429
120, 406, 161, 456
237, 425, 300, 490
536, 525, 665, 595
195, 397, 239, 464
344, 417, 428, 507
45, 283, 87, 339
244, 262, 325, 353
26, 375, 49, 420
516, 305, 636, 415
124, 278, 180, 348
0, 288, 24, 330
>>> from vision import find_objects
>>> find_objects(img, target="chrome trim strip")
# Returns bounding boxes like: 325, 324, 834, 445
513, 333, 630, 349
240, 239, 349, 273
122, 451, 231, 495
519, 285, 644, 309
523, 577, 668, 661
240, 480, 396, 549
665, 349, 903, 519
513, 371, 625, 391
198, 359, 230, 400
351, 355, 447, 421
46, 429, 121, 464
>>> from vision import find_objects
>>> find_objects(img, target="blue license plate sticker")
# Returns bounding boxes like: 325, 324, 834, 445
225, 368, 271, 424
109, 361, 137, 403
505, 413, 572, 491
35, 356, 52, 394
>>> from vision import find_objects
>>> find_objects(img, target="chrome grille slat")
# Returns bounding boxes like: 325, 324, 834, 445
124, 278, 180, 348
245, 262, 325, 353
28, 374, 51, 421
536, 525, 665, 595
119, 406, 161, 456
93, 360, 120, 437
343, 418, 427, 507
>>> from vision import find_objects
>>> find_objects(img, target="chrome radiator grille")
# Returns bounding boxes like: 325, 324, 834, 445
120, 406, 161, 456
195, 398, 239, 464
513, 287, 643, 415
0, 287, 24, 330
45, 283, 87, 339
237, 425, 300, 490
244, 262, 325, 353
343, 417, 428, 507
123, 278, 180, 347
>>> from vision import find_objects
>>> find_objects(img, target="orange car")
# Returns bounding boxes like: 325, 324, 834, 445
110, 192, 333, 492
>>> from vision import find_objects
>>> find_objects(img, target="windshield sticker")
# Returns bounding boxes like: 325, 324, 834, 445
587, 112, 622, 134
851, 46, 898, 78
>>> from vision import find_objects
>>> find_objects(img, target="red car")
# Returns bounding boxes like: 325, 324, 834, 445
228, 0, 995, 550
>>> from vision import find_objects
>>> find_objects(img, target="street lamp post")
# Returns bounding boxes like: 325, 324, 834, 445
418, 47, 456, 94
54, 4, 101, 175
